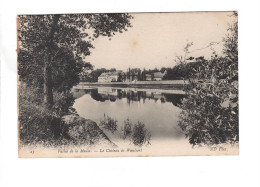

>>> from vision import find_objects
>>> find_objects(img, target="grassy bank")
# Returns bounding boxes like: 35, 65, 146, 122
18, 82, 115, 147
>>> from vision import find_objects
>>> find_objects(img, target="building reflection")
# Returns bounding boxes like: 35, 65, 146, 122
85, 87, 185, 107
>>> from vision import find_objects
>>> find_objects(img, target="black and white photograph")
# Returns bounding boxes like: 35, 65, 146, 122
17, 11, 239, 157
2, 0, 260, 186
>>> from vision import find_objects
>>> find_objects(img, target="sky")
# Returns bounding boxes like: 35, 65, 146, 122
86, 12, 236, 71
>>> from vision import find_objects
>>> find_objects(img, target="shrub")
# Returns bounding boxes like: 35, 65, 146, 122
122, 118, 132, 139
131, 121, 151, 146
53, 91, 75, 116
19, 96, 68, 146
178, 13, 238, 146
99, 114, 118, 133
179, 81, 238, 146
19, 83, 70, 146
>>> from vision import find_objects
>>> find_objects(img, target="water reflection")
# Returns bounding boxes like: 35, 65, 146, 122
72, 87, 185, 140
73, 87, 185, 107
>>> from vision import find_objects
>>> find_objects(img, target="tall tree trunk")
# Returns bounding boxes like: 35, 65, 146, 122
43, 15, 60, 108
43, 58, 53, 107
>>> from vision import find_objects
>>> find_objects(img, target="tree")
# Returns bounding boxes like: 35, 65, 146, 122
178, 12, 238, 146
142, 68, 146, 81
137, 70, 141, 81
18, 13, 132, 107
110, 68, 117, 72
79, 62, 94, 82
127, 67, 131, 81
117, 73, 122, 82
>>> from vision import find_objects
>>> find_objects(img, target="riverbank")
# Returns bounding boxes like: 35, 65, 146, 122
62, 114, 116, 147
19, 114, 116, 157
76, 80, 187, 90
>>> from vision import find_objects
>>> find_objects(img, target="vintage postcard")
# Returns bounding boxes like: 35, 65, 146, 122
17, 11, 238, 158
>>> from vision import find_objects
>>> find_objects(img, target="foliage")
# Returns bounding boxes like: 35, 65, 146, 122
52, 91, 75, 115
18, 47, 85, 92
99, 114, 118, 133
18, 13, 133, 105
122, 118, 132, 139
19, 83, 69, 145
162, 57, 206, 80
18, 13, 133, 145
178, 12, 238, 146
121, 119, 151, 146
19, 83, 110, 146
131, 121, 151, 146
80, 68, 116, 82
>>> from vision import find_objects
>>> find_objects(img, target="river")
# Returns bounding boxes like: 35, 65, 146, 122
72, 86, 186, 145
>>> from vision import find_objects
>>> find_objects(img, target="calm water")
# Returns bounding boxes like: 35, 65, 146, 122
72, 87, 185, 141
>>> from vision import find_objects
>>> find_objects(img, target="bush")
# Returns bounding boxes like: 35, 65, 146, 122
178, 13, 238, 146
53, 91, 75, 116
19, 83, 70, 146
122, 118, 132, 139
131, 121, 151, 146
179, 81, 238, 146
19, 96, 68, 146
99, 114, 118, 133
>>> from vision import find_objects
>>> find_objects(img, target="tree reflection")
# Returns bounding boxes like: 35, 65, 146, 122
164, 93, 185, 106
74, 88, 186, 107
90, 89, 106, 102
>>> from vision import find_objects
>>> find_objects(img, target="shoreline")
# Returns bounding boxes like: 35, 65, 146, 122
74, 80, 187, 92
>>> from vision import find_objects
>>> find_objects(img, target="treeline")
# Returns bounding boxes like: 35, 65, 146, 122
80, 67, 166, 82
162, 56, 206, 80
80, 57, 208, 82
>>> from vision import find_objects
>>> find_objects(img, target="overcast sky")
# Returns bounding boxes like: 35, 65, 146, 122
86, 12, 235, 71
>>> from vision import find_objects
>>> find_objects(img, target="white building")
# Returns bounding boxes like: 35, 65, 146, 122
153, 71, 166, 81
98, 71, 123, 83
